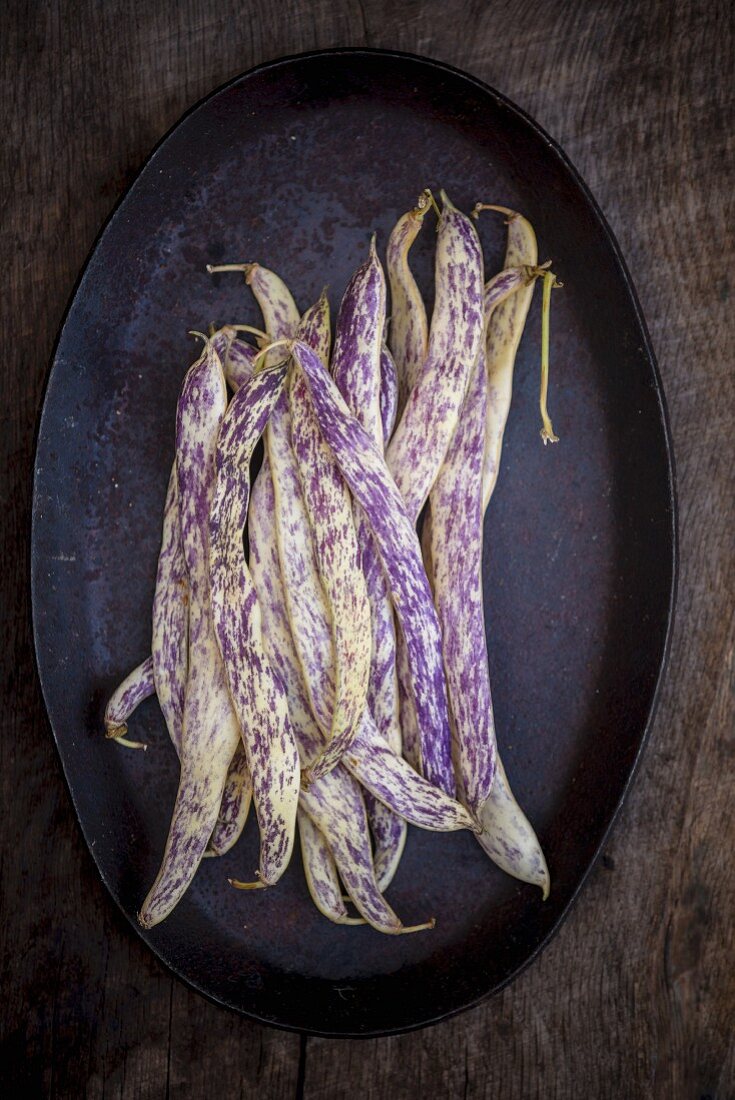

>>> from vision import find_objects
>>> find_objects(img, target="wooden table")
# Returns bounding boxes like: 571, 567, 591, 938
2, 1, 732, 1096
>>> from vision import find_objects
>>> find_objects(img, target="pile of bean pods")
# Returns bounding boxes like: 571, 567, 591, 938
105, 190, 560, 935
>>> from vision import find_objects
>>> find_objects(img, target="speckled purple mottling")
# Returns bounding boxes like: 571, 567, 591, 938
251, 441, 471, 839
297, 810, 352, 924
151, 467, 188, 753
379, 345, 398, 443
209, 744, 252, 856
386, 204, 484, 521
291, 339, 455, 797
300, 767, 401, 932
139, 343, 241, 928
210, 364, 300, 887
429, 344, 496, 814
290, 297, 371, 781
349, 717, 472, 831
149, 462, 251, 856
223, 335, 257, 391
364, 788, 406, 891
331, 252, 406, 885
249, 451, 409, 929
332, 240, 387, 450
427, 268, 530, 817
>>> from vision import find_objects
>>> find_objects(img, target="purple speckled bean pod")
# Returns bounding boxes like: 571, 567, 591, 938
476, 210, 549, 895
248, 431, 416, 929
105, 464, 251, 852
210, 363, 300, 887
249, 276, 339, 744
289, 338, 455, 797
386, 192, 431, 416
207, 744, 251, 857
385, 194, 484, 786
379, 344, 398, 443
482, 211, 539, 509
368, 790, 406, 892
298, 770, 407, 933
193, 334, 255, 854
476, 758, 549, 895
151, 467, 188, 754
347, 719, 473, 831
153, 453, 251, 858
429, 343, 494, 813
104, 657, 154, 741
332, 237, 387, 449
139, 341, 242, 928
224, 335, 259, 391
297, 810, 364, 926
428, 268, 530, 814
386, 193, 485, 521
251, 446, 473, 837
291, 294, 371, 781
331, 245, 407, 885
238, 270, 394, 925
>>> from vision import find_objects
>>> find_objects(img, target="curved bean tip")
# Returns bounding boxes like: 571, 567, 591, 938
414, 188, 440, 220
187, 329, 209, 349
228, 877, 267, 891
439, 188, 457, 213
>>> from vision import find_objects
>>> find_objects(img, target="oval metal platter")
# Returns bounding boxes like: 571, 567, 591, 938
31, 48, 677, 1037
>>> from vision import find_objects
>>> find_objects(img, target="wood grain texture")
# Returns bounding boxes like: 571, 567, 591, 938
1, 0, 732, 1097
